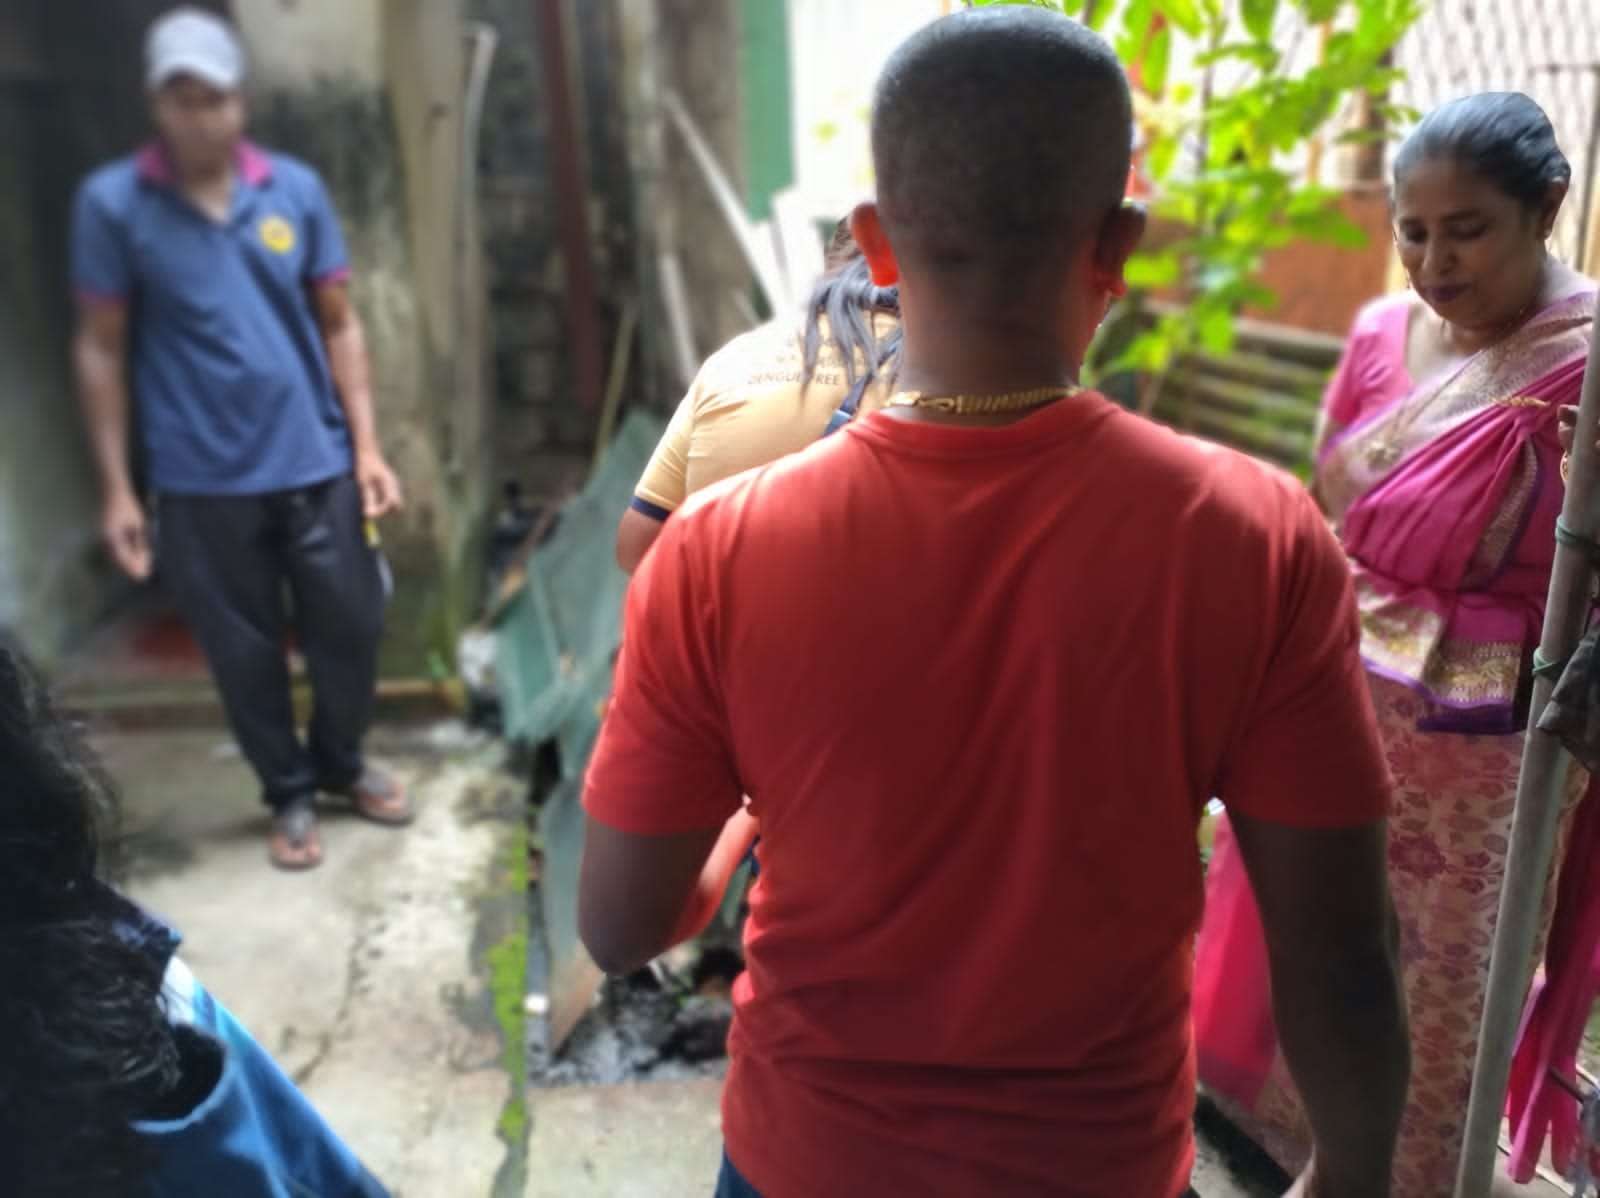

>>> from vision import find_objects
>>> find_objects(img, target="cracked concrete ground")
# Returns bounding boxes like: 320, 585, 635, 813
96, 719, 1566, 1197
523, 1072, 1283, 1197
523, 1074, 1567, 1197
103, 721, 522, 1198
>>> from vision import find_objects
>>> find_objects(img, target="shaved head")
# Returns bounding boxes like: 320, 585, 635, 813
870, 8, 1132, 268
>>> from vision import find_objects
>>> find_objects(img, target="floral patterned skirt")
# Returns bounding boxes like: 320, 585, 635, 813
1198, 673, 1588, 1196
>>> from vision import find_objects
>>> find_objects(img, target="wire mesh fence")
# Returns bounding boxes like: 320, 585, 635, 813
1392, 0, 1600, 266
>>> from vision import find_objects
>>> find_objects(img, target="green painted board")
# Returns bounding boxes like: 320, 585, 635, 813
739, 0, 795, 221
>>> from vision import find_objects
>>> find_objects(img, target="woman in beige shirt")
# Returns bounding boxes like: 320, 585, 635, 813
616, 231, 902, 572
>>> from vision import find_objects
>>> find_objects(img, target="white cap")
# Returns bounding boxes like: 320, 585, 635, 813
145, 7, 245, 91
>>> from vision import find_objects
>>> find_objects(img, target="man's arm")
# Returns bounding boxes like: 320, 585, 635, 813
1215, 483, 1408, 1196
1231, 815, 1409, 1197
617, 392, 695, 572
580, 512, 745, 972
73, 301, 150, 580
578, 809, 757, 975
617, 507, 667, 575
310, 282, 402, 518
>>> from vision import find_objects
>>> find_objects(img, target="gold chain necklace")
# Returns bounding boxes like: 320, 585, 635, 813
887, 385, 1080, 415
1367, 266, 1548, 470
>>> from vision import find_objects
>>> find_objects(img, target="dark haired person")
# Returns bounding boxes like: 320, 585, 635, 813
0, 649, 388, 1196
1195, 91, 1598, 1195
70, 7, 410, 871
580, 9, 1406, 1196
615, 227, 901, 574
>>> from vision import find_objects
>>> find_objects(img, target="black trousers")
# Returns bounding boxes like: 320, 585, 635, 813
157, 474, 385, 812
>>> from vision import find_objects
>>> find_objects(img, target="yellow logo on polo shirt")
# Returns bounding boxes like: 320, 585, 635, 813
258, 215, 296, 255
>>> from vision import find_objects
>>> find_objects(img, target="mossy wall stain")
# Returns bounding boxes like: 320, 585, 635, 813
248, 85, 481, 674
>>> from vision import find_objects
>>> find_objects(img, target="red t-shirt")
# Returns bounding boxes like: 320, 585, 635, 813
585, 394, 1391, 1197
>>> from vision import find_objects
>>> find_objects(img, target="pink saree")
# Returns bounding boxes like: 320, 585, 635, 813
1193, 289, 1598, 1195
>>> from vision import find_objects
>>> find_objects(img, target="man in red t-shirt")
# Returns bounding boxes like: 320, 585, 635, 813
579, 10, 1409, 1197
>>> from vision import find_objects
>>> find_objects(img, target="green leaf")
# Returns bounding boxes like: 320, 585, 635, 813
1124, 252, 1183, 289
1140, 23, 1173, 96
1235, 281, 1279, 310
1154, 0, 1205, 37
1196, 304, 1236, 354
1240, 0, 1278, 43
1113, 0, 1159, 65
1147, 134, 1182, 181
1195, 40, 1282, 71
1127, 331, 1177, 374
1335, 127, 1390, 146
1080, 0, 1117, 27
1286, 205, 1371, 248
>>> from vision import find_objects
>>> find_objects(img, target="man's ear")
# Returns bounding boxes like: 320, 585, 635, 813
851, 201, 900, 288
1092, 202, 1148, 298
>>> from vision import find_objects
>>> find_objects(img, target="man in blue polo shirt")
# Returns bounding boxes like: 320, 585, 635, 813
71, 7, 412, 870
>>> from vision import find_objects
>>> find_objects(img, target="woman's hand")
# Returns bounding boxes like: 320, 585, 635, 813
1557, 405, 1594, 484
1559, 405, 1581, 455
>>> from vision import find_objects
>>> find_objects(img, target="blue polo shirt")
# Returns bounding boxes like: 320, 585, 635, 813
71, 142, 354, 497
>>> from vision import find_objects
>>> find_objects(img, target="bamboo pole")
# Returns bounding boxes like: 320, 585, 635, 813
1457, 292, 1600, 1196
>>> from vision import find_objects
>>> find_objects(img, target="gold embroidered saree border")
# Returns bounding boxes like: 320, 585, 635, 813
1357, 582, 1524, 709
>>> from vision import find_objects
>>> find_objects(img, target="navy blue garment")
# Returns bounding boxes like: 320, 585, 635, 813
70, 141, 354, 496
715, 1151, 763, 1197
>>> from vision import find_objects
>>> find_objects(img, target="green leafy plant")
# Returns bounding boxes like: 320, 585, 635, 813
968, 0, 1422, 380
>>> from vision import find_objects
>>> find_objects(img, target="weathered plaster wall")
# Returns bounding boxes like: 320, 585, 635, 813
655, 0, 750, 365
612, 0, 753, 411
232, 0, 491, 669
467, 0, 641, 497
0, 0, 188, 663
0, 87, 105, 661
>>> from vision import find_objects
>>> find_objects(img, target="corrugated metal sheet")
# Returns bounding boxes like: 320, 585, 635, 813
493, 411, 664, 772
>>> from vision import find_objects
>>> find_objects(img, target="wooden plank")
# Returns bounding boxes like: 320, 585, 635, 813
663, 89, 787, 310
657, 252, 699, 389
1160, 369, 1322, 428
1184, 348, 1334, 393
749, 219, 787, 311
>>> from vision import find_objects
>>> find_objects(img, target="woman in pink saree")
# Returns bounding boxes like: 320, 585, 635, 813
1194, 92, 1598, 1196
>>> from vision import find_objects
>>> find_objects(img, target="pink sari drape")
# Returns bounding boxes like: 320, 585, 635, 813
1318, 294, 1596, 732
1507, 788, 1600, 1181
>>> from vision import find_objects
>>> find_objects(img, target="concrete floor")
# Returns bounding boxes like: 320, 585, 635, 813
523, 1073, 1280, 1197
98, 718, 1574, 1198
105, 721, 524, 1198
524, 1074, 1572, 1197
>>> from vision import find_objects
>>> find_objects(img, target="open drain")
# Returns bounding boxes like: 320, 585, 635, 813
529, 935, 744, 1087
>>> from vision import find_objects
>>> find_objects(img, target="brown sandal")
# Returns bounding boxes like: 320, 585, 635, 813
268, 802, 325, 871
328, 768, 414, 827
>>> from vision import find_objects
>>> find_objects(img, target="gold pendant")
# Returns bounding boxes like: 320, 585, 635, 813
1367, 440, 1400, 469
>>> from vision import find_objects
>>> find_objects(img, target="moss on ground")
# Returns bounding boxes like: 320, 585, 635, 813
486, 818, 531, 1197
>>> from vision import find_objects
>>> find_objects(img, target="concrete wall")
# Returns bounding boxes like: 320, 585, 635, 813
654, 0, 751, 364
0, 88, 105, 660
232, 0, 492, 671
0, 0, 191, 663
466, 0, 643, 497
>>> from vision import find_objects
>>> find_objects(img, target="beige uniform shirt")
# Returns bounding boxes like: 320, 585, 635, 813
633, 313, 898, 515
